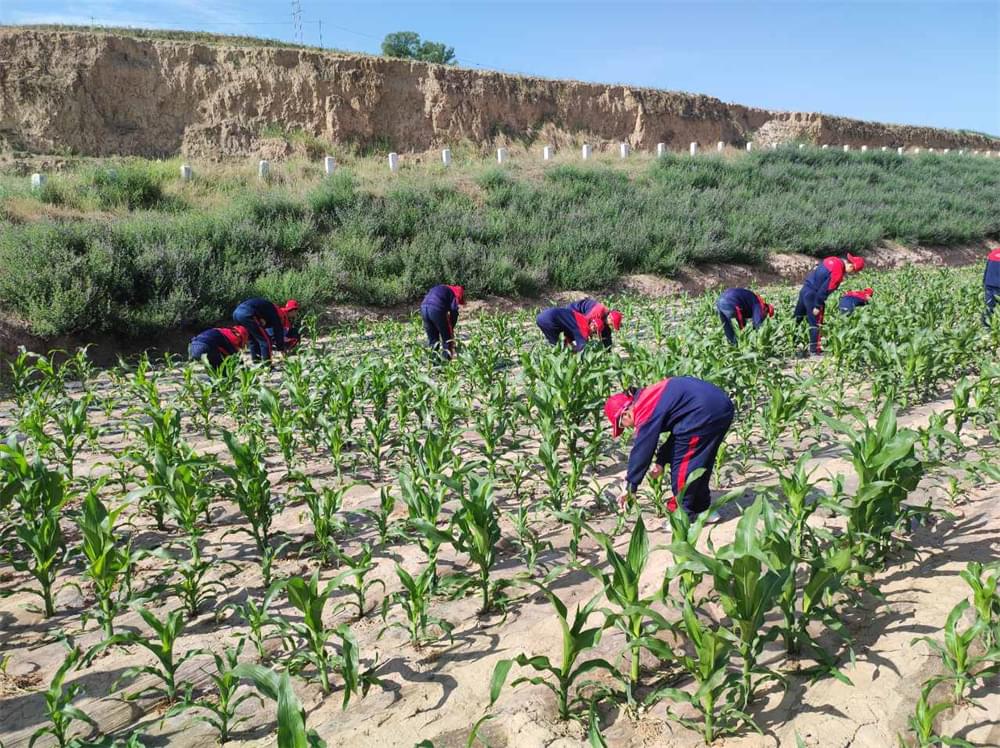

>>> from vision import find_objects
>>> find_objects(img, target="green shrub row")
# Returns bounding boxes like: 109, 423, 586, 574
1, 150, 999, 337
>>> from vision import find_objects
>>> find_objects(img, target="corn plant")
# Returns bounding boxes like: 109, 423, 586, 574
221, 430, 280, 587
295, 476, 351, 566
330, 541, 385, 619
757, 377, 811, 463
29, 644, 98, 748
231, 664, 327, 748
400, 470, 448, 589
222, 588, 279, 662
77, 485, 142, 638
381, 563, 453, 648
361, 485, 406, 546
505, 498, 550, 573
1, 439, 70, 617
89, 604, 206, 704
960, 561, 1000, 647
193, 638, 263, 743
913, 599, 1000, 703
49, 393, 97, 481
259, 385, 299, 472
490, 584, 616, 721
902, 682, 974, 748
272, 570, 381, 704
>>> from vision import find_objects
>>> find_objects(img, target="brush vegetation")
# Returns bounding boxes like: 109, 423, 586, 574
1, 147, 998, 337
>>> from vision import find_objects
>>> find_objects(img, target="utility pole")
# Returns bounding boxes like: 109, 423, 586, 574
291, 0, 303, 44
318, 19, 323, 49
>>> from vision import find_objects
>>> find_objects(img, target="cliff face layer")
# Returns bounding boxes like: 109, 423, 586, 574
0, 29, 995, 158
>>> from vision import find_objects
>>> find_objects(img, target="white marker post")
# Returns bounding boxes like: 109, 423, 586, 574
441, 149, 452, 166
943, 148, 950, 154
861, 145, 868, 152
689, 142, 698, 156
746, 143, 753, 152
543, 145, 554, 161
388, 152, 399, 172
914, 148, 921, 154
657, 143, 667, 157
258, 160, 270, 180
582, 144, 592, 160
799, 143, 805, 149
717, 141, 725, 152
881, 146, 888, 152
497, 147, 508, 164
843, 145, 850, 152
822, 144, 829, 150
30, 173, 46, 191
180, 164, 193, 181
619, 142, 629, 159
898, 147, 905, 155
324, 156, 337, 175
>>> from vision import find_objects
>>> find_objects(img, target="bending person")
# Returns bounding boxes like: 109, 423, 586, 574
266, 299, 301, 351
838, 287, 874, 315
794, 253, 865, 355
233, 297, 298, 363
188, 325, 249, 368
536, 304, 604, 353
985, 247, 1000, 325
605, 377, 734, 519
420, 284, 465, 360
715, 288, 774, 345
569, 298, 623, 349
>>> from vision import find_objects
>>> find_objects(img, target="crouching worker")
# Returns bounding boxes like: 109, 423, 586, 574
794, 253, 865, 354
420, 284, 465, 360
606, 377, 734, 519
985, 248, 1000, 325
569, 298, 623, 349
188, 325, 249, 368
536, 305, 605, 353
232, 297, 298, 363
715, 288, 774, 345
266, 299, 301, 352
839, 287, 874, 314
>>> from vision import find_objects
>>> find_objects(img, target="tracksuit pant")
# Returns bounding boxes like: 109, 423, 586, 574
233, 303, 272, 362
421, 305, 453, 360
986, 286, 998, 326
536, 308, 564, 346
794, 290, 824, 354
188, 340, 226, 368
665, 415, 734, 518
716, 299, 740, 345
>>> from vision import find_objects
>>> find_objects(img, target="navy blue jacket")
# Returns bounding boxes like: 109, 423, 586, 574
568, 298, 613, 348
838, 294, 869, 313
539, 307, 590, 352
422, 285, 460, 328
800, 258, 847, 309
190, 328, 240, 356
239, 298, 285, 352
986, 249, 1000, 289
626, 377, 734, 492
719, 288, 768, 328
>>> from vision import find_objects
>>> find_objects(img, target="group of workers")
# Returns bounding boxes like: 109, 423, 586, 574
187, 248, 999, 522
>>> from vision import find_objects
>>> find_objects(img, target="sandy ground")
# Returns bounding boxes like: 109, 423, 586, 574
1, 323, 999, 747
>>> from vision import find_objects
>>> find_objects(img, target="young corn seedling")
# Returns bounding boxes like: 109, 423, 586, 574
400, 469, 448, 589
902, 681, 974, 748
49, 392, 97, 482
381, 562, 453, 648
361, 485, 406, 546
273, 570, 382, 704
89, 604, 207, 704
914, 599, 1000, 703
505, 498, 551, 574
221, 430, 281, 588
330, 541, 385, 619
77, 485, 142, 637
295, 475, 351, 566
193, 638, 263, 744
231, 664, 327, 747
223, 588, 279, 662
960, 561, 1000, 648
29, 644, 98, 748
490, 583, 617, 721
258, 385, 299, 472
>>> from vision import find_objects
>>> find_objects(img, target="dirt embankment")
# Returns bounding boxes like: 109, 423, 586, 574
0, 28, 996, 159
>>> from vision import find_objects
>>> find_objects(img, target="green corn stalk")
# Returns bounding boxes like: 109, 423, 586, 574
913, 599, 1000, 703
88, 604, 207, 704
223, 588, 279, 661
29, 644, 98, 748
490, 583, 617, 721
361, 485, 405, 546
296, 476, 351, 565
400, 470, 448, 589
259, 385, 299, 472
193, 638, 263, 743
330, 542, 385, 619
231, 664, 327, 748
49, 393, 97, 481
380, 563, 453, 648
272, 570, 382, 704
902, 681, 974, 748
960, 561, 1000, 648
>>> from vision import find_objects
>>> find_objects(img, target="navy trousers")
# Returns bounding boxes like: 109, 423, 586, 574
666, 416, 733, 518
716, 299, 739, 345
793, 290, 824, 354
421, 305, 453, 359
233, 303, 272, 362
188, 340, 225, 368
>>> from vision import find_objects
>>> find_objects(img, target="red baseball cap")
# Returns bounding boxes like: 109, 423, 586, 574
448, 285, 466, 305
605, 392, 634, 438
861, 287, 874, 300
283, 299, 300, 312
608, 310, 623, 330
846, 253, 865, 272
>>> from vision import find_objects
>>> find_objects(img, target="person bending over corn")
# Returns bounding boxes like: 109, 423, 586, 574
536, 304, 606, 353
984, 247, 1000, 325
232, 297, 299, 363
715, 288, 775, 345
568, 298, 623, 349
838, 287, 874, 315
188, 325, 250, 368
794, 253, 865, 355
420, 284, 465, 360
606, 377, 735, 519
266, 299, 302, 352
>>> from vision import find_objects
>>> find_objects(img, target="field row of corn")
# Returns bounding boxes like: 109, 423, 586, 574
1, 264, 999, 746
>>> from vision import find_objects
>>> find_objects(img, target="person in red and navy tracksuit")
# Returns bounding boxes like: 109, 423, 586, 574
568, 298, 623, 349
232, 298, 298, 363
605, 377, 734, 519
838, 287, 874, 314
188, 325, 250, 368
715, 288, 774, 345
984, 248, 1000, 324
794, 253, 865, 354
420, 285, 465, 360
266, 299, 301, 352
536, 304, 605, 353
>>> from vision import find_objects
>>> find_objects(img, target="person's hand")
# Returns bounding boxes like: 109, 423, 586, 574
649, 464, 664, 479
812, 308, 821, 317
617, 492, 630, 512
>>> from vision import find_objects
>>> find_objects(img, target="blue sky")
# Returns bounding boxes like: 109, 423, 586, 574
3, 1, 997, 134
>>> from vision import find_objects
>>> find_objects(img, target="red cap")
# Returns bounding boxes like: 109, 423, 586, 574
861, 287, 874, 300
605, 392, 634, 438
846, 254, 865, 272
765, 303, 775, 318
448, 285, 466, 305
283, 299, 300, 312
988, 247, 1000, 261
608, 310, 623, 330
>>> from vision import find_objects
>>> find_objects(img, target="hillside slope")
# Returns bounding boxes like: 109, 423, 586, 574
0, 28, 996, 158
